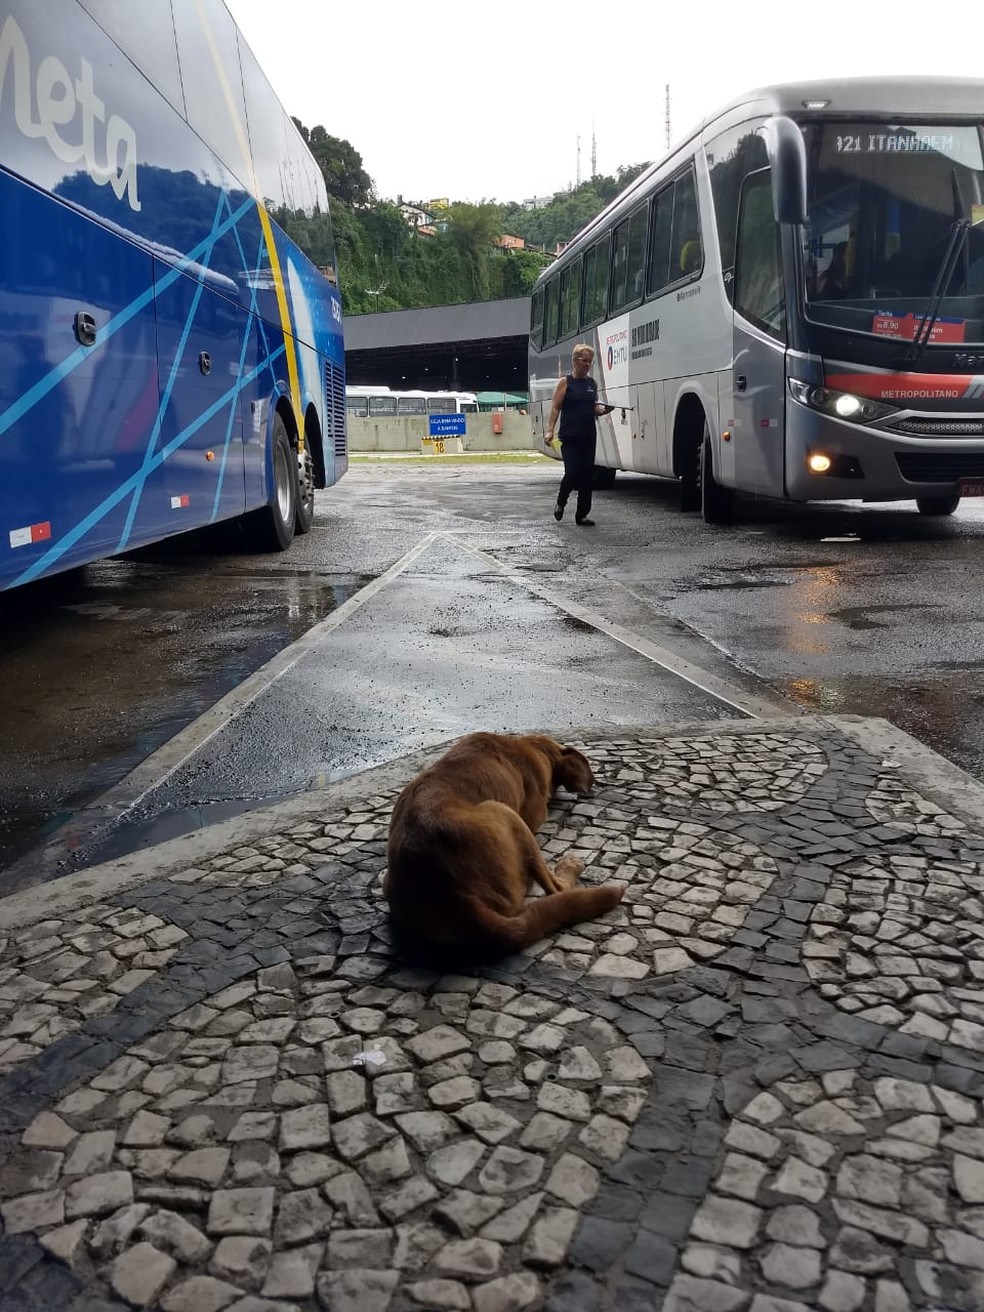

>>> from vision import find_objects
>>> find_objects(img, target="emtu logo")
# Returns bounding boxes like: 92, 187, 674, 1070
0, 15, 141, 211
606, 328, 628, 370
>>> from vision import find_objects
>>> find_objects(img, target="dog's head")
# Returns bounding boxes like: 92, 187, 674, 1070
527, 736, 595, 795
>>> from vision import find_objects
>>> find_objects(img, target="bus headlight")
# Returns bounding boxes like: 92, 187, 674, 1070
788, 379, 895, 423
807, 452, 832, 473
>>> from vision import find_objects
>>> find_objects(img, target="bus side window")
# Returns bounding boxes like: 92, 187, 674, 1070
734, 169, 785, 339
671, 169, 703, 280
582, 234, 610, 327
530, 288, 545, 349
611, 204, 648, 312
647, 186, 674, 295
544, 279, 560, 345
706, 123, 769, 303
559, 259, 583, 338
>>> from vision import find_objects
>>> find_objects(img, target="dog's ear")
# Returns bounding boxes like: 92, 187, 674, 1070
553, 746, 594, 795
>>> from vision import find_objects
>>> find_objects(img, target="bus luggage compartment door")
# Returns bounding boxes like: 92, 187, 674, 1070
152, 261, 246, 531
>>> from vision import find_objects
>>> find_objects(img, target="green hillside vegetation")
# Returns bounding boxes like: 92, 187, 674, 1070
286, 120, 650, 316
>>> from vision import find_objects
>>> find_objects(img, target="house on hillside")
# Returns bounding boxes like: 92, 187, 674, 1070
398, 201, 437, 235
496, 233, 526, 250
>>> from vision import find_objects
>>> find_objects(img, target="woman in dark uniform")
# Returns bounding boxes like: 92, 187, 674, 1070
545, 343, 614, 526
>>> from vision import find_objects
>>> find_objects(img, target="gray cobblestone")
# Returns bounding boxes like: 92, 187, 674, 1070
5, 727, 984, 1310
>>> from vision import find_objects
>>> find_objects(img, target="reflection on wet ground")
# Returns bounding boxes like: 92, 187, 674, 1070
0, 536, 366, 872
781, 670, 984, 783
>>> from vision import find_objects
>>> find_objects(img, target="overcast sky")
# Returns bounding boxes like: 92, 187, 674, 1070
226, 0, 984, 206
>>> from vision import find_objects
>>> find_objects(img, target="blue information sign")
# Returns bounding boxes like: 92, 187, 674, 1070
429, 413, 466, 437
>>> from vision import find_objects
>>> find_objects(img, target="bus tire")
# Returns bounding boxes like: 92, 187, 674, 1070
295, 445, 316, 535
916, 493, 960, 516
244, 414, 297, 552
593, 465, 617, 489
679, 436, 701, 512
700, 425, 735, 525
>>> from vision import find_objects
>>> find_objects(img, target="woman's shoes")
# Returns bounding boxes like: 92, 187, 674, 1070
575, 517, 596, 527
553, 504, 564, 521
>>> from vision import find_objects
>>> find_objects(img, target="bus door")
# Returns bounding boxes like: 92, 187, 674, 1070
152, 261, 246, 533
731, 169, 787, 496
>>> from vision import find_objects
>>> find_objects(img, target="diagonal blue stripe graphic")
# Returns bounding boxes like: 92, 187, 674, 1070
12, 345, 286, 587
0, 195, 256, 440
211, 231, 270, 521
117, 188, 228, 550
224, 193, 280, 388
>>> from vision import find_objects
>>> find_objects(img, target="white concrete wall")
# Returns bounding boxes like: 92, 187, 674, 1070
346, 412, 534, 452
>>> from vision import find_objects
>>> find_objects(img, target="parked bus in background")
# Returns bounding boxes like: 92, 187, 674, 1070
529, 78, 984, 522
0, 0, 347, 591
345, 386, 479, 417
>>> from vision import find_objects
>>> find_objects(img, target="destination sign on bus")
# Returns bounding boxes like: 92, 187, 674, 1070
835, 133, 955, 154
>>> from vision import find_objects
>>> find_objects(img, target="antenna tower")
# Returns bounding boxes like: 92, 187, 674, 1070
576, 134, 581, 188
591, 124, 597, 178
664, 84, 671, 150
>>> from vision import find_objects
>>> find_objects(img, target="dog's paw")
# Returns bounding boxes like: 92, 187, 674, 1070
554, 854, 585, 887
603, 880, 628, 905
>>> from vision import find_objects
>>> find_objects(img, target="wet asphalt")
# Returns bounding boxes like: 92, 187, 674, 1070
2, 457, 983, 888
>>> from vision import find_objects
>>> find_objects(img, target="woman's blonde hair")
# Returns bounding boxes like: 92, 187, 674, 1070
573, 343, 594, 360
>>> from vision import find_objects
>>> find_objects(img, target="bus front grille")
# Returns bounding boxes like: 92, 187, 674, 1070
326, 362, 347, 458
890, 417, 984, 437
895, 452, 984, 482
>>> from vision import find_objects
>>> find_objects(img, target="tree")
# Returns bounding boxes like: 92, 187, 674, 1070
293, 120, 374, 208
290, 115, 650, 312
443, 203, 504, 299
500, 164, 651, 250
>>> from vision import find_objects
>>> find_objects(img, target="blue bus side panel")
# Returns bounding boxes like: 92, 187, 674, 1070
0, 175, 168, 587
151, 263, 247, 540
0, 2, 346, 586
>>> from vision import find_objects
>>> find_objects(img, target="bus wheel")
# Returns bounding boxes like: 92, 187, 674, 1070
679, 437, 701, 512
916, 494, 960, 516
245, 414, 298, 552
593, 465, 617, 489
700, 426, 735, 525
295, 445, 316, 535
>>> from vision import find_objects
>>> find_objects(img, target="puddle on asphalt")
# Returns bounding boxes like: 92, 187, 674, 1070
829, 602, 934, 631
0, 551, 369, 876
685, 560, 846, 592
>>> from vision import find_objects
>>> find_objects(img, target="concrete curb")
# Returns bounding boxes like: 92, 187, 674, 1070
3, 714, 983, 932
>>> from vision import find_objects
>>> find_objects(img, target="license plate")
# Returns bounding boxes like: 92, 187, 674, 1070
960, 479, 984, 497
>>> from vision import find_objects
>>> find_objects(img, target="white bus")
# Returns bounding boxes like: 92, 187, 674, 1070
529, 78, 984, 522
345, 386, 478, 417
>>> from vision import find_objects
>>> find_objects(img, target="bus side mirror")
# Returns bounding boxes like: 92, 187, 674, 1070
758, 116, 807, 226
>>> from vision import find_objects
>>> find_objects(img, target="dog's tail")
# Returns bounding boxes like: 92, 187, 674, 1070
474, 884, 625, 955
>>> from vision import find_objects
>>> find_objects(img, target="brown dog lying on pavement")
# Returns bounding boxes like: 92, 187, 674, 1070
384, 732, 625, 957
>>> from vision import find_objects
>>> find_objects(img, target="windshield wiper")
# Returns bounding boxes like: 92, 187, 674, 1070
903, 218, 970, 366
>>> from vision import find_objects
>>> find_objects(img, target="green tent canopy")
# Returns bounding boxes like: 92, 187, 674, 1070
476, 391, 529, 410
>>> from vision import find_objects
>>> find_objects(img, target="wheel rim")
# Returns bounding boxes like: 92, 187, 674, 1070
274, 441, 292, 521
299, 448, 315, 507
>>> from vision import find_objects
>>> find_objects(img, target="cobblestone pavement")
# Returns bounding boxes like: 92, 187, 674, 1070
2, 717, 984, 1312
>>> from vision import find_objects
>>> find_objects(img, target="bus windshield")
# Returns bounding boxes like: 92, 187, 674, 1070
802, 121, 984, 344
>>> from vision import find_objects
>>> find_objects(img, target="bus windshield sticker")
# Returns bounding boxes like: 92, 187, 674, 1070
872, 312, 966, 344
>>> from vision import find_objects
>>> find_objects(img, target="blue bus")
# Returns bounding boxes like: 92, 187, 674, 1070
0, 0, 347, 591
